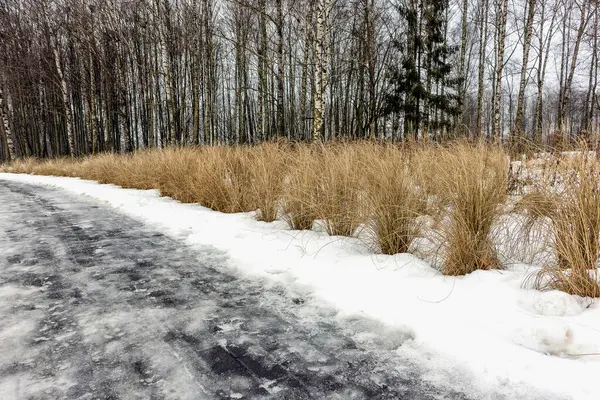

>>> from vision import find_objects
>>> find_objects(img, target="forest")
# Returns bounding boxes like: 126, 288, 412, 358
0, 0, 598, 161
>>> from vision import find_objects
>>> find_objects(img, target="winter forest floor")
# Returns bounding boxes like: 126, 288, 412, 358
1, 141, 600, 399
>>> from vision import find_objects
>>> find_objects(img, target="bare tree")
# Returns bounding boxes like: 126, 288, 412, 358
476, 0, 490, 138
513, 0, 537, 138
492, 0, 509, 139
313, 0, 330, 141
558, 0, 591, 135
0, 85, 15, 161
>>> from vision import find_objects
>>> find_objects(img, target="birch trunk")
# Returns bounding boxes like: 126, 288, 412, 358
558, 0, 589, 134
52, 38, 75, 156
89, 51, 97, 153
313, 0, 328, 141
258, 0, 267, 141
367, 0, 377, 139
476, 0, 489, 137
582, 3, 598, 135
513, 0, 537, 137
0, 85, 15, 161
459, 0, 469, 121
157, 0, 174, 146
276, 0, 285, 137
492, 0, 509, 139
203, 0, 215, 145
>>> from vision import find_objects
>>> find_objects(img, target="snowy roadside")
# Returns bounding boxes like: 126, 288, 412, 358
1, 172, 598, 400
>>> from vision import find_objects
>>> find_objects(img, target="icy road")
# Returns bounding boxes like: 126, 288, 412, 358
0, 180, 555, 400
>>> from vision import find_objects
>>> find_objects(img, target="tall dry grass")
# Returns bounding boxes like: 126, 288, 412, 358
316, 144, 365, 236
363, 145, 428, 254
281, 145, 321, 230
5, 141, 600, 297
154, 146, 253, 213
4, 157, 84, 178
520, 151, 600, 297
282, 143, 364, 236
415, 142, 509, 275
83, 151, 163, 189
244, 143, 288, 222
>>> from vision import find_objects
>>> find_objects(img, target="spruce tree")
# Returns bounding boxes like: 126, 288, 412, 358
384, 0, 462, 141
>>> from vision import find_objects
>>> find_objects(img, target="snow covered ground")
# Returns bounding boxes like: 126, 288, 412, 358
1, 172, 598, 400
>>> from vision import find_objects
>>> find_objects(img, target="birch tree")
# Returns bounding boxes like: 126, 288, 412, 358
313, 0, 329, 141
558, 0, 591, 135
476, 0, 490, 137
0, 85, 15, 161
492, 0, 509, 139
513, 0, 537, 138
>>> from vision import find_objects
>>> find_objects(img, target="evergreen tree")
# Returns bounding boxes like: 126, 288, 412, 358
384, 0, 462, 140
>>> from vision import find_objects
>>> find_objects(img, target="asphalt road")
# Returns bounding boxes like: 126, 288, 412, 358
0, 180, 501, 399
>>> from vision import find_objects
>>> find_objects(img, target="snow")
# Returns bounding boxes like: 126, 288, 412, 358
1, 173, 599, 399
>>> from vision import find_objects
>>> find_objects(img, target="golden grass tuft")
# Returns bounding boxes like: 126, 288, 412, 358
281, 145, 321, 230
523, 151, 600, 297
316, 144, 364, 236
281, 142, 365, 236
245, 143, 288, 222
363, 145, 428, 254
154, 146, 252, 213
415, 142, 509, 275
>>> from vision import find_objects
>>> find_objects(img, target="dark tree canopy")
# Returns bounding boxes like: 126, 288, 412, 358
383, 0, 462, 141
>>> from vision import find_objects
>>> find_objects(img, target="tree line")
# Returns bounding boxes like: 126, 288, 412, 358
0, 0, 599, 161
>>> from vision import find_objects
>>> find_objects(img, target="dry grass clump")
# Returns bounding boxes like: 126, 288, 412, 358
79, 152, 161, 189
281, 145, 321, 230
363, 146, 428, 254
281, 142, 365, 236
220, 147, 255, 212
0, 145, 287, 217
2, 157, 82, 177
151, 145, 287, 216
152, 148, 210, 203
1, 158, 40, 174
5, 140, 600, 297
416, 142, 509, 275
77, 153, 124, 183
245, 143, 288, 222
515, 192, 558, 227
316, 144, 365, 236
521, 152, 600, 297
154, 146, 253, 213
32, 158, 83, 177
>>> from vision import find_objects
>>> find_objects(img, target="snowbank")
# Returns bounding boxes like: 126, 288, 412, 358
1, 173, 599, 399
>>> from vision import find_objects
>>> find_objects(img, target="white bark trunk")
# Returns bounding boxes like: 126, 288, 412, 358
559, 0, 590, 133
52, 39, 75, 156
514, 0, 537, 137
313, 0, 329, 141
492, 0, 509, 139
160, 4, 175, 146
0, 86, 15, 161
